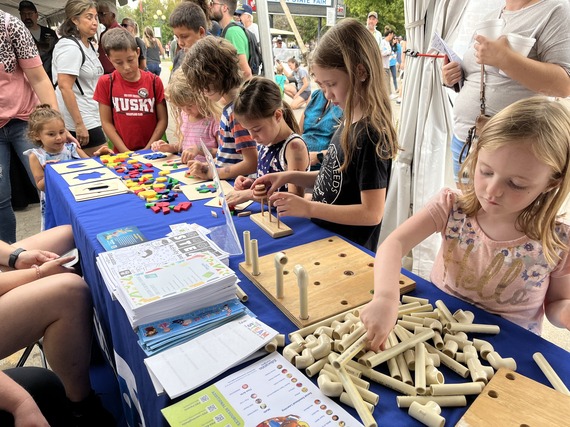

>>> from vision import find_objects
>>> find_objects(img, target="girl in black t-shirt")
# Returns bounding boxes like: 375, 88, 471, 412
251, 18, 399, 251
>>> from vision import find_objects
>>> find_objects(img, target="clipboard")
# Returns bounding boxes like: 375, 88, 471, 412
60, 167, 118, 186
69, 177, 129, 201
50, 158, 103, 174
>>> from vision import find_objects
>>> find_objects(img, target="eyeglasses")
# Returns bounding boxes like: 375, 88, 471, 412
98, 11, 111, 17
210, 2, 223, 6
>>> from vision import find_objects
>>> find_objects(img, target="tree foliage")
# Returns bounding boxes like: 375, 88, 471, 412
117, 0, 405, 47
118, 0, 179, 44
272, 15, 323, 44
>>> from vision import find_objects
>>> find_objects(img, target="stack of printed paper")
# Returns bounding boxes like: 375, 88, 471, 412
137, 298, 253, 356
99, 250, 238, 328
145, 315, 278, 399
97, 230, 230, 298
161, 352, 363, 426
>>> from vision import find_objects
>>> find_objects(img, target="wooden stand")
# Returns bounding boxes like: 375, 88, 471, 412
457, 368, 570, 426
250, 212, 292, 238
239, 236, 415, 327
250, 184, 292, 238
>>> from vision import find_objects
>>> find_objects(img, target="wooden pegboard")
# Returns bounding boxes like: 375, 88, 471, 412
239, 236, 415, 328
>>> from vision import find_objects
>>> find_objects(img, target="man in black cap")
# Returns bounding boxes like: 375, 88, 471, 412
19, 1, 58, 81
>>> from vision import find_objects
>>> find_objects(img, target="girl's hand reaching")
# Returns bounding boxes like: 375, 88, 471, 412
360, 297, 399, 351
234, 175, 254, 191
92, 146, 114, 157
226, 189, 251, 206
269, 192, 311, 218
251, 172, 289, 197
181, 146, 200, 164
187, 160, 210, 179
151, 140, 170, 152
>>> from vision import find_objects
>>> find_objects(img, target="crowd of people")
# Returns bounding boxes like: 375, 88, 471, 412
1, 0, 570, 425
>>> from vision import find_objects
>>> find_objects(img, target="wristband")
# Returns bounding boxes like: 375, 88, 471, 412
8, 248, 26, 269
317, 152, 324, 164
32, 264, 42, 280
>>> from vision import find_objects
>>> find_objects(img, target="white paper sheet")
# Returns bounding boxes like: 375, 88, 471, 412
144, 315, 278, 399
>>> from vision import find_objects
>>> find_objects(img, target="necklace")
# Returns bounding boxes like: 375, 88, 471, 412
316, 100, 331, 123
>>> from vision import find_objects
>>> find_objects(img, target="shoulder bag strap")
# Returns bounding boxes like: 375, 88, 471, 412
479, 63, 486, 116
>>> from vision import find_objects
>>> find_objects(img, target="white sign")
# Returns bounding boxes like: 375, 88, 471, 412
153, 26, 162, 38
326, 7, 336, 26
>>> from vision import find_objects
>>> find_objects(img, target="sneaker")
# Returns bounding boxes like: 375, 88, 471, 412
396, 98, 402, 105
69, 391, 116, 427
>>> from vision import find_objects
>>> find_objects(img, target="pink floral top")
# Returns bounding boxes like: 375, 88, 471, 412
427, 188, 570, 334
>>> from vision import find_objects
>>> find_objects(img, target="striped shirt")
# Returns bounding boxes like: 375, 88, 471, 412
215, 101, 256, 167
180, 114, 218, 162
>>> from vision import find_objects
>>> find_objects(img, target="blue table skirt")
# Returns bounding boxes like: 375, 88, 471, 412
44, 159, 570, 427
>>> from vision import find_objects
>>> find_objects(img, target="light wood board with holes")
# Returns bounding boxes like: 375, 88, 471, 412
239, 236, 415, 328
457, 368, 570, 426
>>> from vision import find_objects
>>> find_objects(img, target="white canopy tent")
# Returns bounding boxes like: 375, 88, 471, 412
379, 0, 469, 278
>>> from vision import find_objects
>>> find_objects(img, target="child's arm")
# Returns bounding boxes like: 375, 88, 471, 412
360, 208, 439, 350
99, 103, 130, 153
76, 146, 91, 158
189, 147, 258, 180
252, 171, 318, 196
151, 140, 179, 154
284, 137, 310, 197
234, 175, 254, 191
544, 275, 570, 330
28, 153, 46, 192
226, 176, 256, 205
218, 146, 257, 179
268, 187, 386, 226
144, 101, 168, 150
91, 146, 114, 157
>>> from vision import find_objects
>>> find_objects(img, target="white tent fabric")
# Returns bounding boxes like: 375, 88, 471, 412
379, 0, 469, 279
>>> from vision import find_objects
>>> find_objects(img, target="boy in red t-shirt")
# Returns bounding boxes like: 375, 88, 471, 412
94, 28, 168, 152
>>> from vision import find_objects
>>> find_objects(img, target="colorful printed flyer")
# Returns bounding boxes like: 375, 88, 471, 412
161, 352, 363, 427
96, 225, 147, 251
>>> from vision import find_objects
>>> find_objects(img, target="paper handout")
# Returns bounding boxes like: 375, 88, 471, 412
145, 315, 278, 399
161, 352, 364, 426
431, 31, 462, 64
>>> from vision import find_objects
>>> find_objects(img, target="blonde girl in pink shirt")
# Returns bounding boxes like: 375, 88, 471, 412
151, 69, 220, 163
361, 97, 570, 351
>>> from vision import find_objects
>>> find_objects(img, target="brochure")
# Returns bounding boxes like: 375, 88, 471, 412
161, 352, 363, 427
137, 299, 252, 356
96, 225, 147, 251
145, 315, 278, 399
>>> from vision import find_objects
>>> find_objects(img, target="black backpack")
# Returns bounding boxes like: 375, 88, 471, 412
222, 22, 262, 75
53, 36, 96, 95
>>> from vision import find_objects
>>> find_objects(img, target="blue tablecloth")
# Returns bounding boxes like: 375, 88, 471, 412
44, 159, 570, 427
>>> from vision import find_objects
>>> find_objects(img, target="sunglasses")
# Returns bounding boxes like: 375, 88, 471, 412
121, 23, 131, 28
